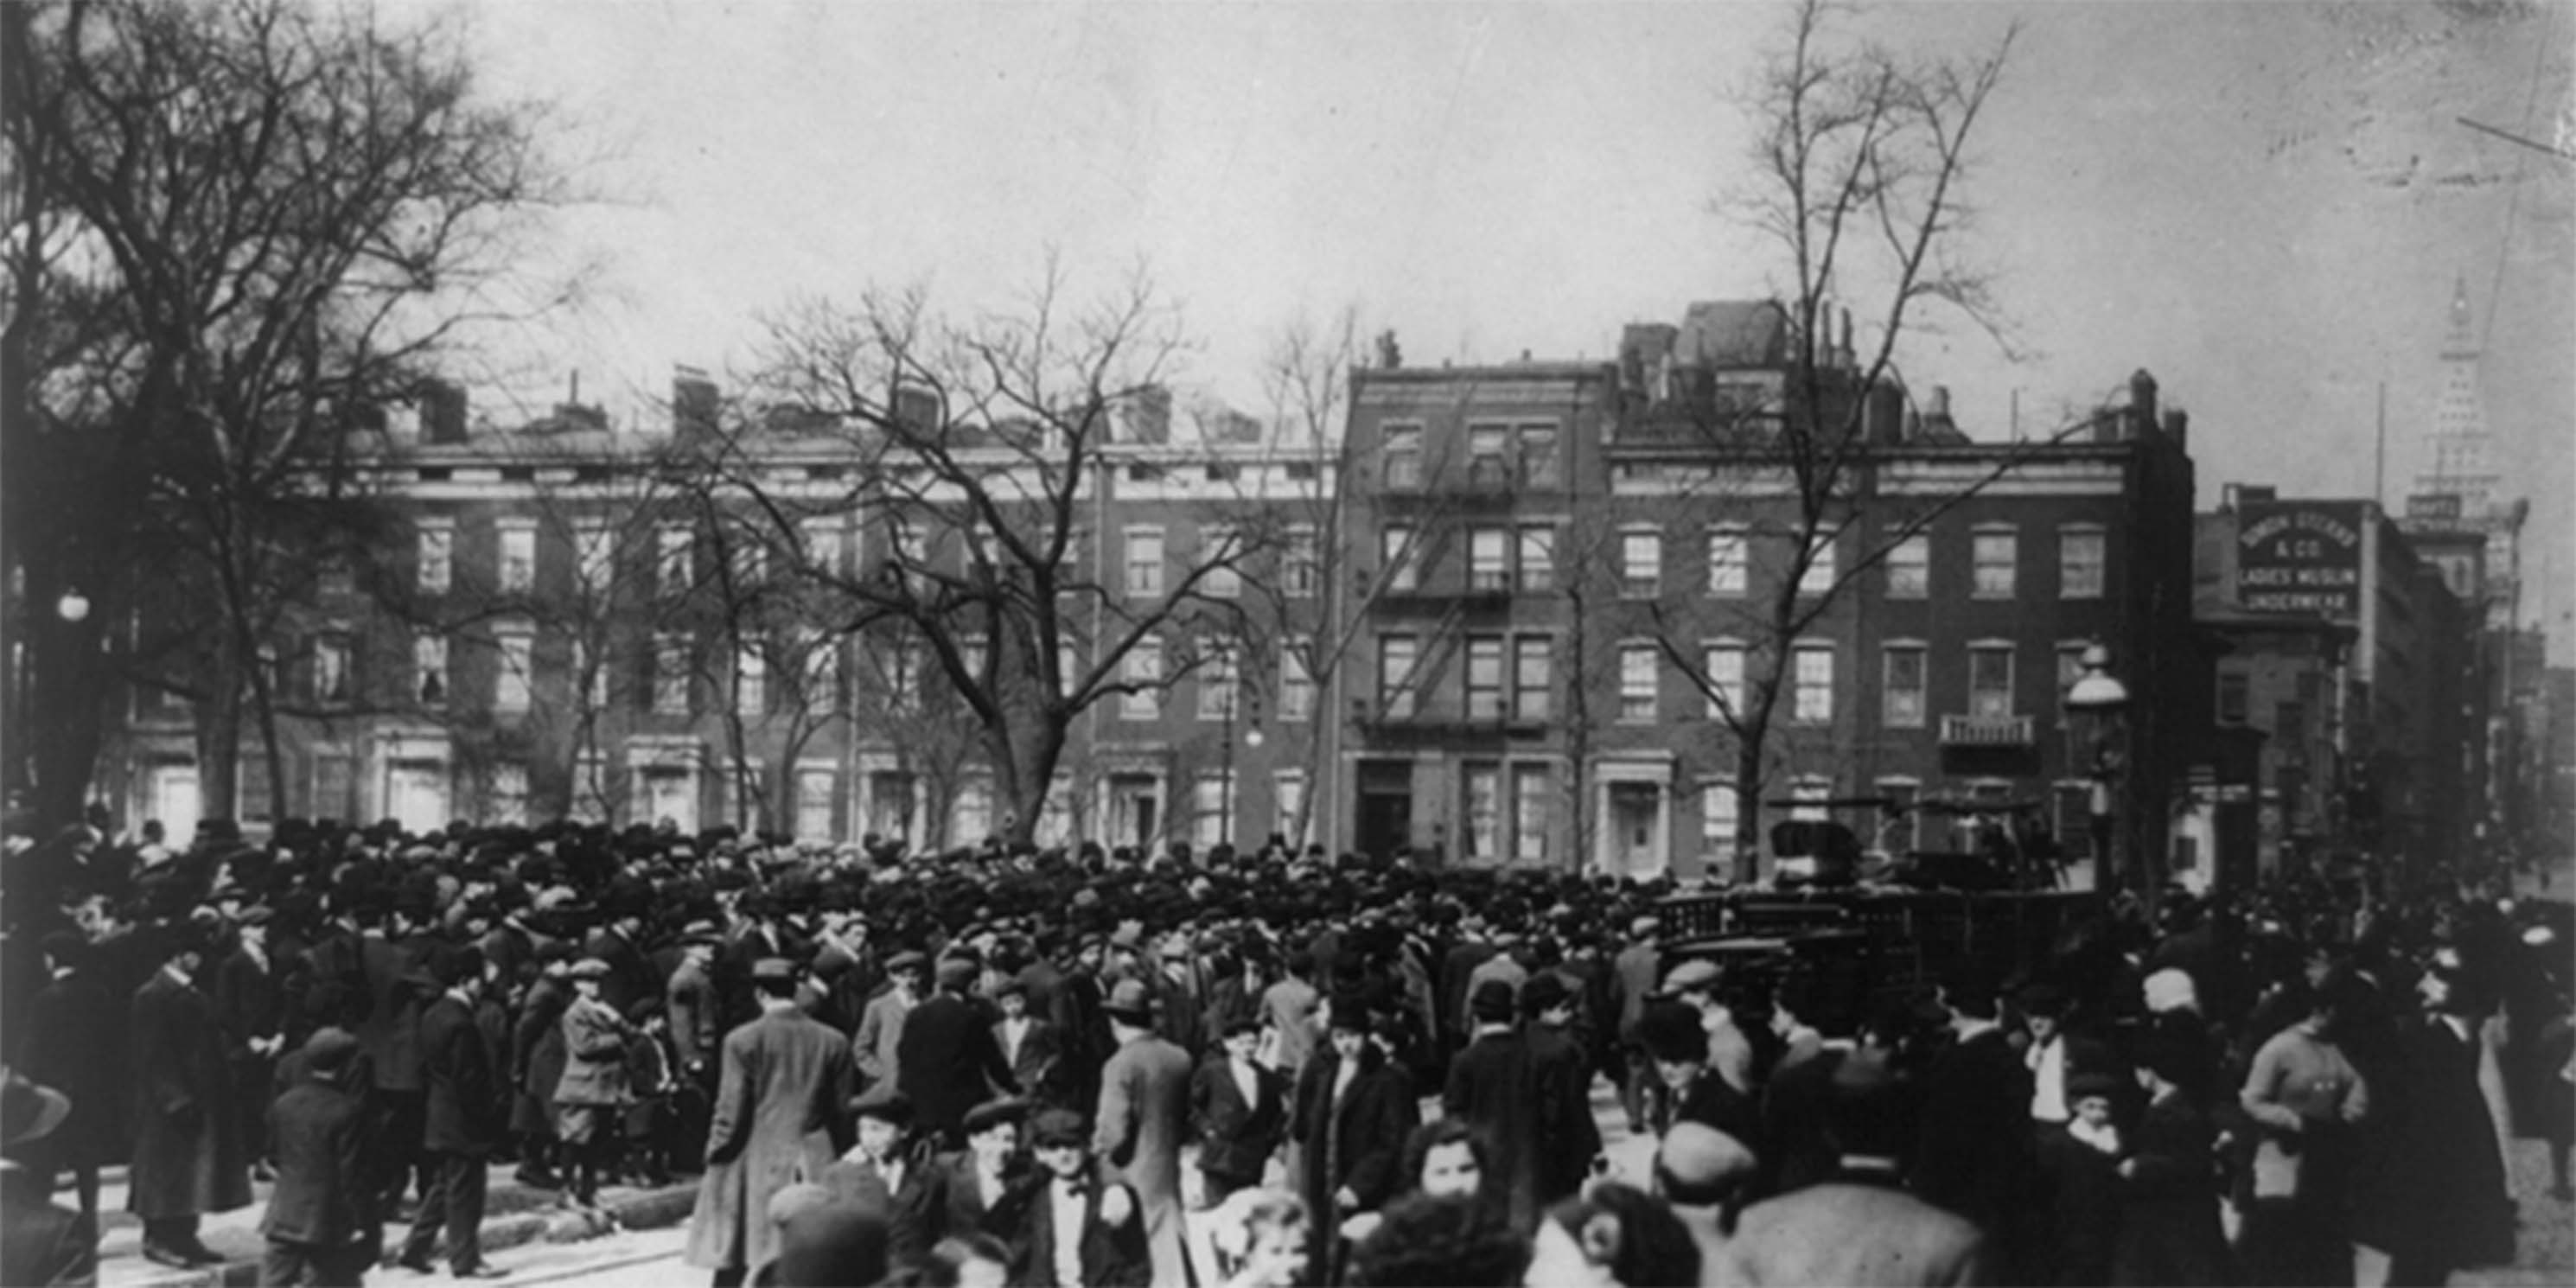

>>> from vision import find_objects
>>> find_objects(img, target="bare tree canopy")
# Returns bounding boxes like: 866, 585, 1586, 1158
3, 0, 574, 826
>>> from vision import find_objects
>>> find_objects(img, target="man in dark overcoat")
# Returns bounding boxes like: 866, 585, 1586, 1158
896, 958, 1017, 1149
258, 1030, 377, 1288
511, 945, 573, 1188
215, 909, 286, 1173
1915, 974, 2048, 1284
1444, 979, 1547, 1226
14, 929, 123, 1239
1189, 1017, 1289, 1205
1093, 979, 1193, 1286
2367, 947, 2516, 1285
397, 947, 507, 1277
1519, 973, 1605, 1215
129, 921, 253, 1267
1291, 998, 1419, 1281
684, 959, 857, 1288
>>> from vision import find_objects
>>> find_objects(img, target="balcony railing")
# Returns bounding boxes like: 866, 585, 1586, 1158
1939, 713, 2035, 747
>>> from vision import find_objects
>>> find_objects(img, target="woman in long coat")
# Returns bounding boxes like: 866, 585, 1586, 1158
129, 928, 253, 1253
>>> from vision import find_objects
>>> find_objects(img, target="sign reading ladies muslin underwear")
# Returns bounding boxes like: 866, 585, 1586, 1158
2235, 500, 2365, 620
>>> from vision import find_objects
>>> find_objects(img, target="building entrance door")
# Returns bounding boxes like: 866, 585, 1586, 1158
385, 762, 448, 835
1607, 781, 1665, 876
1107, 774, 1159, 851
1355, 761, 1414, 864
146, 762, 201, 844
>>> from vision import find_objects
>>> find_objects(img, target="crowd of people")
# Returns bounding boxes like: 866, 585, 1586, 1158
0, 809, 2569, 1287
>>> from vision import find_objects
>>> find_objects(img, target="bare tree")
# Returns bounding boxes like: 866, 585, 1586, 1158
3, 0, 573, 826
736, 260, 1248, 847
1644, 0, 2027, 882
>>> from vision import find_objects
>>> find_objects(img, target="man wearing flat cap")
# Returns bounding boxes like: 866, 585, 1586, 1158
853, 951, 925, 1094
686, 958, 858, 1288
818, 1087, 940, 1271
1010, 1108, 1148, 1288
556, 957, 638, 1208
258, 1030, 376, 1288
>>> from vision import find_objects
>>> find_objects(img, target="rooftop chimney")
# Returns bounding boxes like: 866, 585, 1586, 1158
1375, 330, 1403, 370
673, 366, 719, 441
421, 379, 469, 443
2162, 408, 2188, 450
2127, 369, 2158, 439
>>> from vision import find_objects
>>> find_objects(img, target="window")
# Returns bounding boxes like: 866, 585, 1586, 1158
1380, 524, 1418, 591
654, 634, 690, 714
1279, 641, 1315, 722
1702, 781, 1740, 870
1513, 635, 1552, 721
1518, 424, 1559, 487
2056, 642, 2089, 698
497, 520, 537, 593
414, 633, 449, 705
314, 749, 354, 821
1285, 526, 1319, 597
1274, 770, 1308, 844
1124, 526, 1164, 597
657, 524, 692, 596
1796, 527, 1839, 598
952, 775, 995, 845
1706, 527, 1748, 596
1201, 526, 1240, 598
1619, 645, 1659, 721
1463, 763, 1502, 861
800, 518, 845, 575
1467, 424, 1509, 485
489, 764, 529, 826
1198, 643, 1239, 721
1511, 765, 1552, 861
796, 769, 837, 841
2217, 671, 2249, 724
312, 634, 352, 704
1791, 777, 1832, 821
1469, 527, 1510, 591
1621, 528, 1661, 598
1120, 637, 1163, 719
417, 519, 454, 594
1378, 634, 1419, 718
1968, 644, 2015, 719
736, 646, 767, 717
1194, 772, 1234, 848
317, 555, 353, 597
575, 520, 614, 596
1517, 525, 1555, 591
1972, 529, 2017, 598
1792, 646, 1833, 724
891, 519, 928, 577
1383, 424, 1423, 489
1886, 534, 1929, 598
1465, 635, 1506, 718
2276, 699, 2306, 745
1703, 642, 1746, 719
1883, 645, 1928, 728
2060, 526, 2105, 599
495, 629, 533, 714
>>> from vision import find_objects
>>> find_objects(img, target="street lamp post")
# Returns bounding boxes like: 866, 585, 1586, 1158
2064, 642, 2132, 896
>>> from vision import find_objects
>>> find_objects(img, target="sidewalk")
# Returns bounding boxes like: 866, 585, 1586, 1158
92, 1166, 699, 1288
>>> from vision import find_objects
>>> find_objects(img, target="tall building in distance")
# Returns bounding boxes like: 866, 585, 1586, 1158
2402, 277, 2527, 634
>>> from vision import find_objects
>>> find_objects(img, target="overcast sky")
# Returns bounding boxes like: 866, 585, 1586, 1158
428, 0, 2575, 654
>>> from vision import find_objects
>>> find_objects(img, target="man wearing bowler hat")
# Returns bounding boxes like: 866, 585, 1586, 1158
685, 959, 857, 1288
1093, 977, 1192, 1286
398, 947, 508, 1277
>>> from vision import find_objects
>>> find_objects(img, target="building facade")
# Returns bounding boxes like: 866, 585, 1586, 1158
1336, 303, 2202, 883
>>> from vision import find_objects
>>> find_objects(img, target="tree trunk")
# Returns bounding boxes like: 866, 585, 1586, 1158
196, 639, 244, 833
1733, 733, 1767, 886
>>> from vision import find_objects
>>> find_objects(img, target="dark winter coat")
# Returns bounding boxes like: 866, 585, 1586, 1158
1007, 1175, 1150, 1288
419, 994, 504, 1155
260, 1074, 374, 1248
2361, 1015, 2515, 1272
512, 976, 570, 1136
13, 971, 127, 1169
896, 992, 1017, 1139
127, 967, 253, 1219
1291, 1045, 1419, 1276
2112, 1091, 2233, 1286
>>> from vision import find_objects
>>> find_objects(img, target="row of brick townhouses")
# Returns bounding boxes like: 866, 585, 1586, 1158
75, 301, 2232, 884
